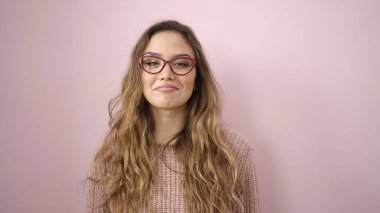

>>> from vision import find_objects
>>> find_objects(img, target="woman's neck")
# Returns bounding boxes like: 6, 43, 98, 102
150, 106, 186, 145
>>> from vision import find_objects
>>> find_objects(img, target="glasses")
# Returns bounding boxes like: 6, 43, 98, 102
139, 55, 196, 76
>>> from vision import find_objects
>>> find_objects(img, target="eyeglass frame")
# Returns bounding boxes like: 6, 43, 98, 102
138, 55, 197, 76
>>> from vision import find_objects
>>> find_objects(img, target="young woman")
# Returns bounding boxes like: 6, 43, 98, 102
87, 20, 258, 213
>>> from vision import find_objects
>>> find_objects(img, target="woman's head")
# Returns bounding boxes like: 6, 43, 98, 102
140, 31, 197, 111
121, 20, 220, 119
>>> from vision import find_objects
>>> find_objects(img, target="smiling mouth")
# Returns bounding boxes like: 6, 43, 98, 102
155, 86, 178, 92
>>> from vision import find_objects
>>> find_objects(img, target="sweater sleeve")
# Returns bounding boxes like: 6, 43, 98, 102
240, 146, 259, 213
221, 128, 260, 212
86, 159, 109, 213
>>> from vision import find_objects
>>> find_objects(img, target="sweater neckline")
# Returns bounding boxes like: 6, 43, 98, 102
153, 142, 176, 149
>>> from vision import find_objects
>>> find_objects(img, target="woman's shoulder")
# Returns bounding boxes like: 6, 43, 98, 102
88, 147, 108, 180
220, 127, 253, 162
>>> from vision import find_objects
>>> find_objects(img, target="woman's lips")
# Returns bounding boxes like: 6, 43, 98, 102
154, 85, 178, 92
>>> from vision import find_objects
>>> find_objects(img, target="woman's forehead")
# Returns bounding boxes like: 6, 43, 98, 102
145, 31, 194, 57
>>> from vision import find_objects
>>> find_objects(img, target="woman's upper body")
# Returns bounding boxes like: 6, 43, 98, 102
87, 128, 258, 213
86, 20, 259, 212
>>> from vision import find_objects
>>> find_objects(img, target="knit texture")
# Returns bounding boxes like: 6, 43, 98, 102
86, 129, 259, 212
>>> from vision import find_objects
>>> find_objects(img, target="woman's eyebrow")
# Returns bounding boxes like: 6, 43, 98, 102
142, 52, 192, 58
143, 52, 161, 56
173, 53, 191, 57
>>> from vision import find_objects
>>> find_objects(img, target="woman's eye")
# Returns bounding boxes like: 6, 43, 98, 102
173, 61, 190, 68
145, 61, 160, 66
176, 63, 188, 67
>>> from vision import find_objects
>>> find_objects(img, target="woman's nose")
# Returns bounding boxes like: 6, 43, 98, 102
159, 62, 175, 80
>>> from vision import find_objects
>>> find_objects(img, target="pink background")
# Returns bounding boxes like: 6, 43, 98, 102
1, 0, 379, 212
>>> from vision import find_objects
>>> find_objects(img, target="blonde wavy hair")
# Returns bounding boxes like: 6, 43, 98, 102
89, 20, 243, 212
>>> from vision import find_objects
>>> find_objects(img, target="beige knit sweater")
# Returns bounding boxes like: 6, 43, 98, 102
87, 129, 259, 212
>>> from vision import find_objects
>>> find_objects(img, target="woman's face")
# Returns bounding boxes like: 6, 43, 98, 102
141, 31, 196, 111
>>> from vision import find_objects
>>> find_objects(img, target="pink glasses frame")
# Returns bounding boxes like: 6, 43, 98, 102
138, 55, 196, 76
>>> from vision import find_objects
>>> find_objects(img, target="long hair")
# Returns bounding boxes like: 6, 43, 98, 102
89, 20, 243, 212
